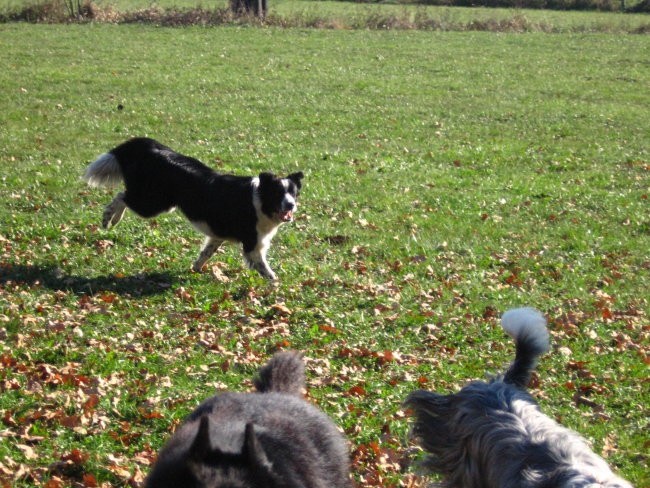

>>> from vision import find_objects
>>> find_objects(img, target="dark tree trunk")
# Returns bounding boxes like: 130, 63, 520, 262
230, 0, 267, 18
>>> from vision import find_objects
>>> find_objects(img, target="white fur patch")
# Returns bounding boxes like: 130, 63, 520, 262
501, 307, 549, 353
510, 397, 631, 487
283, 193, 296, 209
251, 178, 282, 236
191, 220, 215, 237
190, 220, 237, 243
84, 153, 123, 188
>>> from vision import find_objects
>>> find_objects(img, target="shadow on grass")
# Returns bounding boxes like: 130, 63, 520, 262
0, 262, 178, 297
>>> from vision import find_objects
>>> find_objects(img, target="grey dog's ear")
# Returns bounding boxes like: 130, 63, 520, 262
404, 390, 456, 453
244, 423, 275, 477
189, 416, 212, 462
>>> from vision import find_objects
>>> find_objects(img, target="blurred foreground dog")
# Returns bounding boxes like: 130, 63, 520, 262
84, 137, 303, 280
145, 351, 351, 488
405, 307, 632, 488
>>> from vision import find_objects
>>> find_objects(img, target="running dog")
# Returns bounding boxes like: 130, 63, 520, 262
84, 137, 303, 280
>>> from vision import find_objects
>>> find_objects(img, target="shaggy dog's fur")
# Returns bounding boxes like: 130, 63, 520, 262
405, 307, 632, 488
84, 137, 303, 280
145, 351, 352, 488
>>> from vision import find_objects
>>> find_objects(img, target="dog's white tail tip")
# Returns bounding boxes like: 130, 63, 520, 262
501, 307, 549, 353
83, 152, 122, 188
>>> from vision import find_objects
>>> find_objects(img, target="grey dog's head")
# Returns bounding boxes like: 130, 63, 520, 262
144, 416, 278, 488
145, 351, 351, 488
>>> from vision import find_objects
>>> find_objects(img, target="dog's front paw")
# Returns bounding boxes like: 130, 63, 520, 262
254, 269, 277, 281
255, 265, 276, 281
103, 212, 123, 229
102, 219, 114, 229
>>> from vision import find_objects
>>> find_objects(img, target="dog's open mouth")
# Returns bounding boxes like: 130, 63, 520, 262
278, 210, 294, 222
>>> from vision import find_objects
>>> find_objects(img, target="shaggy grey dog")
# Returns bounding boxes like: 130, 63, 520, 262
405, 307, 632, 488
145, 351, 352, 488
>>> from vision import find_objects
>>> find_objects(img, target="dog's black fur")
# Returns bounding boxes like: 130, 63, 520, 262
84, 137, 303, 280
145, 351, 352, 488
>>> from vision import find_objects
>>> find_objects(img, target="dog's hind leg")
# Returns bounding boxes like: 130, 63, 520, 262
192, 237, 223, 272
102, 192, 127, 229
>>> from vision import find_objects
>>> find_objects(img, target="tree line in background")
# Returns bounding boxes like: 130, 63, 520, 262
401, 0, 649, 12
1, 0, 648, 24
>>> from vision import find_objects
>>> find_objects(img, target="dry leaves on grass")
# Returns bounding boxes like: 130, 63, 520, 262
1, 251, 648, 486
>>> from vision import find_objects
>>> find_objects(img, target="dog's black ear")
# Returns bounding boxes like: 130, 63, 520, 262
189, 415, 212, 462
258, 172, 276, 186
287, 172, 304, 190
243, 423, 274, 477
404, 390, 454, 417
404, 390, 456, 455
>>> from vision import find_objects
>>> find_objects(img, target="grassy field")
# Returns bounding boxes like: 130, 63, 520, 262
0, 21, 648, 487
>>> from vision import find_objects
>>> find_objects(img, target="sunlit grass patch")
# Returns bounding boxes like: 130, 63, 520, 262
0, 24, 648, 487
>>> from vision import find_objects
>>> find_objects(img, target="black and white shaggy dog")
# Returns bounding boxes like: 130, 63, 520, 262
405, 307, 632, 488
84, 137, 303, 280
145, 351, 352, 488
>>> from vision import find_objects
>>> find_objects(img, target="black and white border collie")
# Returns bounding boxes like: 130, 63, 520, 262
83, 137, 303, 281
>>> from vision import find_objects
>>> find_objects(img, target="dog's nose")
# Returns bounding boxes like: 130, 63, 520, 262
282, 202, 296, 212
282, 195, 296, 212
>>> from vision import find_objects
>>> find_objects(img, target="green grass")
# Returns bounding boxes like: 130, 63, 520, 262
0, 23, 648, 487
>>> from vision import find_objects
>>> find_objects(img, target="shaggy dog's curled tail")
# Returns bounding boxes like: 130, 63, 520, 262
83, 152, 123, 188
253, 351, 305, 397
403, 307, 552, 480
501, 307, 549, 389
